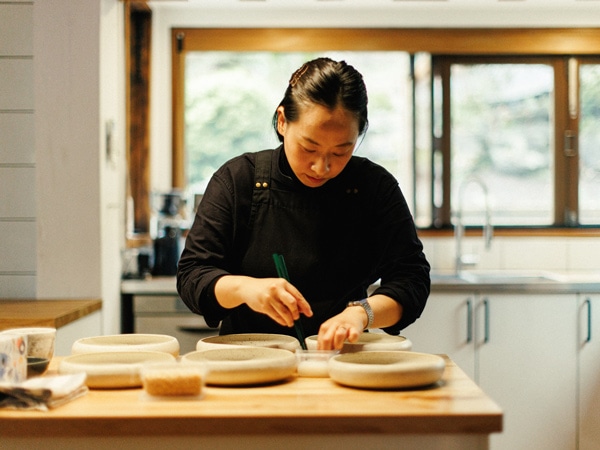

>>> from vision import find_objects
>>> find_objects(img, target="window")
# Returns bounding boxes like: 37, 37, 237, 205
437, 58, 555, 227
430, 56, 600, 229
182, 51, 413, 202
161, 28, 600, 239
579, 61, 600, 225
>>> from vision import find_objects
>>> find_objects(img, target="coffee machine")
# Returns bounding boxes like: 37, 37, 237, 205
151, 191, 184, 276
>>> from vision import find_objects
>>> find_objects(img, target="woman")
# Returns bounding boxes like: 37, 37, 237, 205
177, 57, 430, 350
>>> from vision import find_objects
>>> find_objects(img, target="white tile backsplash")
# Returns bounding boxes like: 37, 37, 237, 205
422, 235, 600, 273
501, 237, 569, 271
566, 239, 600, 272
422, 238, 454, 271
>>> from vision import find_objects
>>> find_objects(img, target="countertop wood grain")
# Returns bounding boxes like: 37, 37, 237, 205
0, 299, 102, 330
0, 355, 502, 438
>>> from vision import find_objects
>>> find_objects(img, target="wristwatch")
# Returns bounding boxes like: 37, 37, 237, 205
347, 298, 374, 330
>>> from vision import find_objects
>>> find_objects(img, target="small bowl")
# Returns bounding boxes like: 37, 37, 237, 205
305, 333, 412, 353
141, 361, 208, 398
295, 350, 338, 378
71, 334, 180, 357
27, 356, 50, 378
1, 327, 56, 361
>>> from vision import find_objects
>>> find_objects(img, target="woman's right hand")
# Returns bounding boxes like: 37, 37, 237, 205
215, 275, 313, 327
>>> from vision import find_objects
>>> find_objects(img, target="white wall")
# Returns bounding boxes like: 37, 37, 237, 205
0, 0, 124, 335
99, 0, 127, 334
34, 0, 103, 297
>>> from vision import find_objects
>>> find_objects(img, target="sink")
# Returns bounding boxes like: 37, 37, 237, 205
431, 270, 562, 285
459, 270, 561, 284
430, 273, 470, 284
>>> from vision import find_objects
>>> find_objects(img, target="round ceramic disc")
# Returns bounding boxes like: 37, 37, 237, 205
328, 351, 445, 389
305, 333, 412, 353
182, 347, 296, 386
71, 334, 180, 357
197, 333, 300, 352
59, 351, 176, 388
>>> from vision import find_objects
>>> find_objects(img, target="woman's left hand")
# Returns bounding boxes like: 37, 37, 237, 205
316, 307, 366, 350
315, 295, 403, 350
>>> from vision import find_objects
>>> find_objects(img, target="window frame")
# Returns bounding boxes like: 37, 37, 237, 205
165, 27, 600, 237
577, 56, 600, 226
431, 55, 575, 229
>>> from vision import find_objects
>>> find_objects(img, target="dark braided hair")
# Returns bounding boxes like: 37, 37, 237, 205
272, 57, 369, 142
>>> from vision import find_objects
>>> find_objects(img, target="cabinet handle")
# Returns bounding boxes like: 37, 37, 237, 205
585, 298, 592, 343
466, 298, 473, 343
483, 298, 490, 343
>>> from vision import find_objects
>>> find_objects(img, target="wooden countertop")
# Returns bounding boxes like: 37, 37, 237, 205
0, 299, 102, 330
0, 355, 502, 438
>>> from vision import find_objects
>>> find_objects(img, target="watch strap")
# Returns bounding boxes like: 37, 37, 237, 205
347, 298, 374, 330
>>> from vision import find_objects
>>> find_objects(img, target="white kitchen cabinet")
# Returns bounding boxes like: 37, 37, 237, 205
407, 292, 578, 450
407, 292, 476, 379
477, 294, 577, 450
55, 310, 103, 356
578, 293, 600, 450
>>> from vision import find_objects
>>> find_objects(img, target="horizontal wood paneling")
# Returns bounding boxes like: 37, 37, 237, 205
0, 221, 36, 272
0, 1, 36, 297
0, 3, 33, 56
0, 59, 34, 110
0, 112, 35, 164
0, 167, 36, 217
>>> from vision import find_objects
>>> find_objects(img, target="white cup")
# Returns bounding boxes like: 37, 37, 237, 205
1, 327, 56, 361
0, 334, 28, 383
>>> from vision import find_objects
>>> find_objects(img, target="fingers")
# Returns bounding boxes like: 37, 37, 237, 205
316, 307, 365, 350
317, 322, 362, 350
260, 284, 295, 327
333, 326, 350, 349
251, 278, 312, 327
317, 325, 350, 350
264, 300, 294, 327
283, 282, 313, 317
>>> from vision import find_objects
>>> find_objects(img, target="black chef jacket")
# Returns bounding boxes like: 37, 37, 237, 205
177, 145, 430, 337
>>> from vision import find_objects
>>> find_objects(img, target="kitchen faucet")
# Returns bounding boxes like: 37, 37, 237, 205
454, 178, 493, 275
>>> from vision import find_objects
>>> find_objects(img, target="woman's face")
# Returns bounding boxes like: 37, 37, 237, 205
277, 103, 359, 188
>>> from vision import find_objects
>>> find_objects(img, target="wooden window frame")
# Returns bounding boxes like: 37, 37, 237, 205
431, 55, 576, 228
125, 2, 152, 244
166, 28, 600, 236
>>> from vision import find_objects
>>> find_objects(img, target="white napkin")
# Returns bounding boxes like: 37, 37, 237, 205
0, 372, 88, 410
